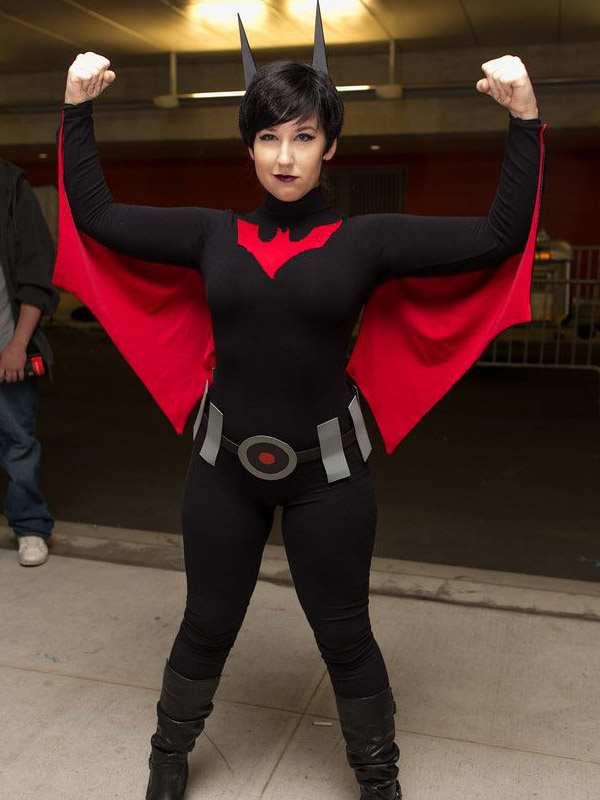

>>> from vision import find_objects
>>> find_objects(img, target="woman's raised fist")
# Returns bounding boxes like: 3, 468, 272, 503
476, 55, 538, 119
65, 52, 115, 104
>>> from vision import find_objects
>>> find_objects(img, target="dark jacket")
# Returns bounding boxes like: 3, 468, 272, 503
0, 158, 58, 371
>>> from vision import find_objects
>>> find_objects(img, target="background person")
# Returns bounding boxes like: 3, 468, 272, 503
0, 158, 58, 566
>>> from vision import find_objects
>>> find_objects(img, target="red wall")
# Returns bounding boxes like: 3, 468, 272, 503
400, 145, 600, 245
17, 134, 600, 246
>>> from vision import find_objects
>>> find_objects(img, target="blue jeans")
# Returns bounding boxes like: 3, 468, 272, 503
0, 378, 54, 539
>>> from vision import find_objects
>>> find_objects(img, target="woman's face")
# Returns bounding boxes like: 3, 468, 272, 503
248, 113, 337, 201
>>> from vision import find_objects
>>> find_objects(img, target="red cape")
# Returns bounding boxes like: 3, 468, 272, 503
54, 122, 545, 454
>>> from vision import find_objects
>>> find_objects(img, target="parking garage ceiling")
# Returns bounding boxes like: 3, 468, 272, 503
0, 0, 599, 71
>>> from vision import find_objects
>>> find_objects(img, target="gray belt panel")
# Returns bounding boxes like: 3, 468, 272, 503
348, 394, 372, 462
192, 380, 210, 441
199, 401, 223, 466
317, 417, 351, 483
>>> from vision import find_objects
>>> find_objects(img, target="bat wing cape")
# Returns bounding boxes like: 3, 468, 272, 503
54, 123, 545, 454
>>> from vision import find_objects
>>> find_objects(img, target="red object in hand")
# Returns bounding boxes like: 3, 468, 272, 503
25, 355, 45, 377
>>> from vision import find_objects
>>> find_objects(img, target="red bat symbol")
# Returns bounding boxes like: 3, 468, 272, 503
237, 218, 343, 279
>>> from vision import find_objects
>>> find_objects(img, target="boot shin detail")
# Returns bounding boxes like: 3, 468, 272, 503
335, 687, 402, 800
145, 661, 221, 800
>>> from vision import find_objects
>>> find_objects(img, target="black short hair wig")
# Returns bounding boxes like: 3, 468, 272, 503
238, 59, 344, 154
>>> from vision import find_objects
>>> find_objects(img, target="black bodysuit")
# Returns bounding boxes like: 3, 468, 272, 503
62, 101, 542, 696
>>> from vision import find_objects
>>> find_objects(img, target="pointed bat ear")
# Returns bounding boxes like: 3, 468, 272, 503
238, 13, 257, 89
312, 0, 329, 75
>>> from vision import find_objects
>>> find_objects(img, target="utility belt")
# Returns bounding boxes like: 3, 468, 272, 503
193, 382, 372, 484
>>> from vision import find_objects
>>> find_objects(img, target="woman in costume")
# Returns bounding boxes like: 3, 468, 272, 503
58, 4, 543, 798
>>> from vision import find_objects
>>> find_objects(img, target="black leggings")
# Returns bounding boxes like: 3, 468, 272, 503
168, 414, 390, 699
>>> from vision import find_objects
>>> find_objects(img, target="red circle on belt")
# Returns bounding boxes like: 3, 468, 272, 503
258, 451, 276, 465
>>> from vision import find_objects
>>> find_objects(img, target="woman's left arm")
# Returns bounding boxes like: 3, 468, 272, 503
366, 56, 544, 282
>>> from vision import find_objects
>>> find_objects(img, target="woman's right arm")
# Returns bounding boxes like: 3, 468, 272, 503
62, 53, 213, 268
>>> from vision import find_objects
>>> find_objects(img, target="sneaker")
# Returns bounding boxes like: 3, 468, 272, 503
18, 535, 49, 567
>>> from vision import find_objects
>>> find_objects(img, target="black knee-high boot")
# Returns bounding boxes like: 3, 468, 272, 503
335, 687, 402, 800
145, 660, 221, 800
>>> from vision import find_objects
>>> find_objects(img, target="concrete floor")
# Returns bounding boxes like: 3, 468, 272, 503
3, 324, 599, 581
1, 539, 599, 800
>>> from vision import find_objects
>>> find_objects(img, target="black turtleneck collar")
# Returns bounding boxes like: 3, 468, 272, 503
261, 184, 331, 220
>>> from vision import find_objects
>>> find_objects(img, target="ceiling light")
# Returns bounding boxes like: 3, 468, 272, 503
288, 0, 363, 22
189, 1, 266, 27
337, 85, 372, 93
169, 85, 371, 103
153, 84, 378, 108
190, 90, 246, 99
369, 145, 380, 151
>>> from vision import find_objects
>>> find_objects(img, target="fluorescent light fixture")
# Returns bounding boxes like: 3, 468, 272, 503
190, 90, 246, 99
186, 85, 372, 100
337, 85, 372, 92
